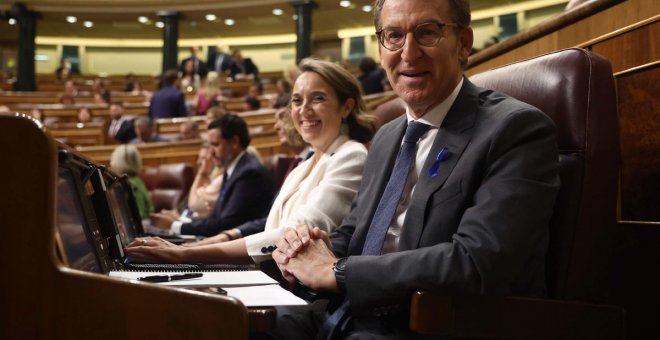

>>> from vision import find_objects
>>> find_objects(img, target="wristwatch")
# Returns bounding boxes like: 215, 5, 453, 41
332, 257, 348, 293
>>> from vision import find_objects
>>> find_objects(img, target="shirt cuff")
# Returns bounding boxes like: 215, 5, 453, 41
233, 228, 242, 238
171, 221, 183, 235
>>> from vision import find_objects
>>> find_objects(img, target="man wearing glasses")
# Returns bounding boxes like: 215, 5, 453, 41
270, 0, 559, 338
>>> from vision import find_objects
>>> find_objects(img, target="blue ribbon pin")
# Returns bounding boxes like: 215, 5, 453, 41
428, 147, 450, 177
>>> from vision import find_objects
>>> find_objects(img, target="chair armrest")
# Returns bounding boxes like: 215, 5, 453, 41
410, 291, 625, 339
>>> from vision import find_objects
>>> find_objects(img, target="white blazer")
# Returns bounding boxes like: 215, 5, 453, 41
245, 135, 367, 263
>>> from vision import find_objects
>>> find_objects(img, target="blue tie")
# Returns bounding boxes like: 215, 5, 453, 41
219, 172, 228, 203
317, 120, 430, 340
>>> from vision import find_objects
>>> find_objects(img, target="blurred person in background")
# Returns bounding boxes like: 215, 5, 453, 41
110, 144, 154, 219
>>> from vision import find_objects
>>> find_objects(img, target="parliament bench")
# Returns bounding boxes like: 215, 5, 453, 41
0, 113, 251, 339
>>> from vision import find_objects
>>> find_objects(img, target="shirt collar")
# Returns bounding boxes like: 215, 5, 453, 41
225, 150, 246, 179
405, 77, 463, 128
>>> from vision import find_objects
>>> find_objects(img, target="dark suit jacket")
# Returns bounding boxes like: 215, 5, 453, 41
179, 56, 208, 77
214, 53, 233, 73
358, 69, 386, 95
235, 217, 267, 238
148, 86, 187, 119
330, 78, 559, 319
229, 58, 259, 80
181, 153, 275, 237
113, 118, 136, 144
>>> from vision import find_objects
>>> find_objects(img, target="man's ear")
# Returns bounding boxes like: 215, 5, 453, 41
229, 135, 241, 151
457, 26, 474, 65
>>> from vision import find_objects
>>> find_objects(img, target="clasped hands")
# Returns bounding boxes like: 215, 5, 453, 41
273, 225, 339, 292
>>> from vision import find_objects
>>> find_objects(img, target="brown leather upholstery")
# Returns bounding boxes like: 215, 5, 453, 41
410, 48, 624, 339
371, 97, 406, 129
142, 163, 194, 212
141, 166, 159, 190
262, 153, 294, 190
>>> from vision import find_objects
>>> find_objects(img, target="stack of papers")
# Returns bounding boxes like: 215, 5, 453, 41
109, 270, 277, 287
109, 270, 307, 307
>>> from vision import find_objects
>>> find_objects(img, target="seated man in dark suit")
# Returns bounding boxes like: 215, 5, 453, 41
149, 69, 187, 119
107, 102, 136, 143
357, 57, 387, 95
270, 0, 560, 339
150, 114, 276, 237
129, 116, 169, 144
229, 50, 259, 80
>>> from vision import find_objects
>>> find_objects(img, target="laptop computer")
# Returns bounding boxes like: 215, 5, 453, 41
56, 146, 253, 273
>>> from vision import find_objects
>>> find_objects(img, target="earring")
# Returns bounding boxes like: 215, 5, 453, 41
340, 116, 349, 136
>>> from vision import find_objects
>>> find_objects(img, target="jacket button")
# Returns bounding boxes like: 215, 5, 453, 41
261, 247, 268, 253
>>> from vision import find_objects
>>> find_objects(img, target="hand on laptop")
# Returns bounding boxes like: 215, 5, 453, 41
124, 237, 183, 263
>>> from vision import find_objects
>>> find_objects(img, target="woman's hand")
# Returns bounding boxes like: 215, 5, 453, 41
125, 237, 185, 263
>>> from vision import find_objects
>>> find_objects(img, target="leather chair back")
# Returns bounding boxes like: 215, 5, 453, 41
147, 163, 194, 212
469, 48, 620, 302
141, 166, 159, 190
262, 153, 294, 190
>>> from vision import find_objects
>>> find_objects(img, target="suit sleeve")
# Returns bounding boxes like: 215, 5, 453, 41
236, 217, 267, 237
176, 92, 187, 117
344, 108, 559, 315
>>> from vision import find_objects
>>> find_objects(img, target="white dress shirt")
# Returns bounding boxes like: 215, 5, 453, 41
382, 78, 463, 254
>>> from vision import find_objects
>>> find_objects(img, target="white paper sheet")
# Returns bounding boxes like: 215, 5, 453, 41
109, 270, 277, 287
224, 284, 308, 307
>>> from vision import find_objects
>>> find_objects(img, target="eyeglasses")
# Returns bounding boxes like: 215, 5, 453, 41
376, 21, 459, 51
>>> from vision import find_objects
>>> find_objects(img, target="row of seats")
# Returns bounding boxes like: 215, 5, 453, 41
140, 154, 294, 212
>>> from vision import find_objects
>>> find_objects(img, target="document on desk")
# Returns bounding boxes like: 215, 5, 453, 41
109, 270, 277, 287
224, 284, 308, 307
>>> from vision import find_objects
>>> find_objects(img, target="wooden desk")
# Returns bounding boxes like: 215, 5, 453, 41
156, 116, 207, 135
77, 139, 204, 170
0, 114, 255, 339
47, 121, 107, 147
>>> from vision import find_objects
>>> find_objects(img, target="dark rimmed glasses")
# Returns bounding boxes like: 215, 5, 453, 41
376, 21, 459, 51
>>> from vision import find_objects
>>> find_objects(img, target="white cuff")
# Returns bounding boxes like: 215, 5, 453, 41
171, 221, 183, 235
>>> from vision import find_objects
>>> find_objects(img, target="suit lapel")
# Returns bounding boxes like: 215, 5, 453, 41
216, 154, 250, 212
399, 79, 480, 250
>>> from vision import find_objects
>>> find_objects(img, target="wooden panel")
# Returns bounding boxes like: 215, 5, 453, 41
617, 62, 660, 221
612, 221, 660, 339
47, 122, 107, 147
466, 0, 659, 75
77, 139, 204, 170
0, 115, 249, 339
156, 116, 208, 134
591, 20, 659, 73
0, 92, 148, 106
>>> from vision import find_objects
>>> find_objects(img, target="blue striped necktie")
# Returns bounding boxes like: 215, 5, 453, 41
317, 120, 430, 340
